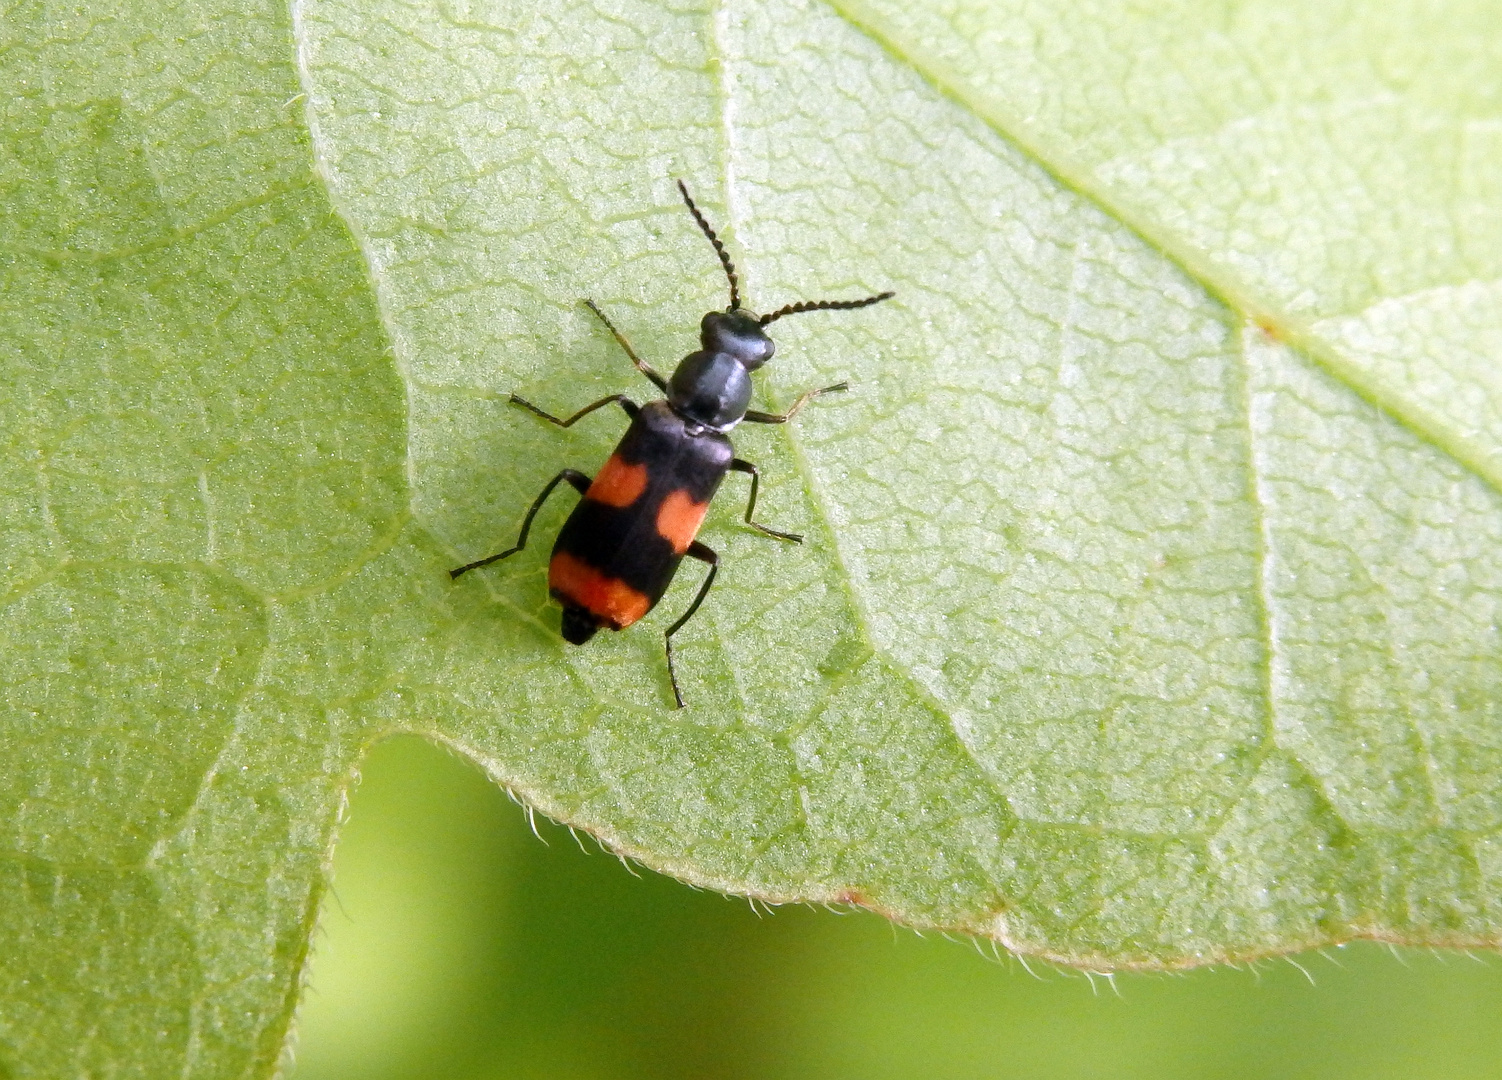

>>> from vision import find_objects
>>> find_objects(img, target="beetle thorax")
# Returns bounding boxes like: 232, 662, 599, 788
665, 309, 776, 431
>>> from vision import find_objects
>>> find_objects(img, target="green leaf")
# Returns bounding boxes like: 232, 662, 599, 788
838, 0, 1502, 489
4, 0, 1502, 1074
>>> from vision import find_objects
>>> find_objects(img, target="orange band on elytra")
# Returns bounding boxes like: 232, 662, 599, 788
586, 454, 649, 508
655, 489, 709, 554
549, 551, 651, 628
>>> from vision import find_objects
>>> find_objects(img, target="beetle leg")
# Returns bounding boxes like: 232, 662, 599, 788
583, 299, 669, 393
510, 393, 638, 426
742, 381, 848, 425
729, 458, 801, 543
664, 541, 719, 708
449, 469, 591, 579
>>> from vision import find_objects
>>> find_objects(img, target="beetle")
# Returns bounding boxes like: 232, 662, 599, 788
450, 181, 893, 707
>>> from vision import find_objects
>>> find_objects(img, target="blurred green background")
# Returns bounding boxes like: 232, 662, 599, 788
290, 736, 1502, 1080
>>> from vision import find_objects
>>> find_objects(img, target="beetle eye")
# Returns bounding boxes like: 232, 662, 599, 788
725, 330, 774, 370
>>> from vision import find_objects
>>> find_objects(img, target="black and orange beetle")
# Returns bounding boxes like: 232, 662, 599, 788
451, 182, 893, 707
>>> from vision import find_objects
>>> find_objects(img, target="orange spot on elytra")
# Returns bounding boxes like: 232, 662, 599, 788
586, 454, 649, 508
549, 552, 651, 628
656, 489, 708, 554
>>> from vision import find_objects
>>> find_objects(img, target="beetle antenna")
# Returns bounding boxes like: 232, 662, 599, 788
677, 180, 741, 311
758, 291, 894, 326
